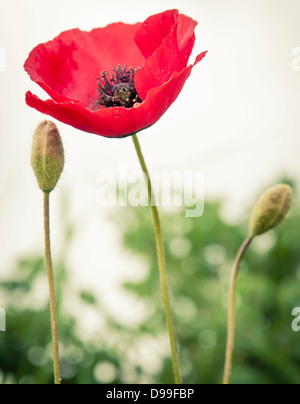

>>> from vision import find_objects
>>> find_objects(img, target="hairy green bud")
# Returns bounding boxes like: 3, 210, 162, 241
249, 184, 293, 237
31, 121, 64, 193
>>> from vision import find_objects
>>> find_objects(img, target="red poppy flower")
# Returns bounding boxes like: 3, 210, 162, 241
24, 9, 207, 138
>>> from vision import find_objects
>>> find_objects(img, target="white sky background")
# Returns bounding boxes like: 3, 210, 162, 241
0, 0, 300, 325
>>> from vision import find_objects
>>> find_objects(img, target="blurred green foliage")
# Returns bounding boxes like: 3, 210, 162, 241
0, 186, 299, 384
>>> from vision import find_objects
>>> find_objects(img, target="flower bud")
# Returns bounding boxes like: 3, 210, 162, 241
249, 184, 293, 237
31, 121, 64, 193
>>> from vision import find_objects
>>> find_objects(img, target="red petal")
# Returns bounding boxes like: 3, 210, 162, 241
177, 14, 198, 66
135, 10, 179, 59
135, 22, 183, 100
135, 13, 199, 100
24, 23, 145, 110
25, 52, 207, 139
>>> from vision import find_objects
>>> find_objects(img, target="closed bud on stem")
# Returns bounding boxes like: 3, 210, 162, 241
249, 184, 293, 237
31, 121, 64, 193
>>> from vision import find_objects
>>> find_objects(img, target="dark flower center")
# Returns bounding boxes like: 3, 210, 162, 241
97, 65, 143, 109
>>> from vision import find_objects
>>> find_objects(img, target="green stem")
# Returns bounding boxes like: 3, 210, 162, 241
223, 236, 254, 385
132, 134, 181, 384
43, 192, 61, 385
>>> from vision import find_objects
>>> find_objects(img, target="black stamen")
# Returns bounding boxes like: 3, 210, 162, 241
97, 65, 143, 108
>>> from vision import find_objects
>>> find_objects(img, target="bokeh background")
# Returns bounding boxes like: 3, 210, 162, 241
0, 0, 300, 384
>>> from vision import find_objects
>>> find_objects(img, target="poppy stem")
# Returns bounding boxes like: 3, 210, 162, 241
223, 236, 254, 385
132, 134, 181, 384
43, 192, 61, 385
